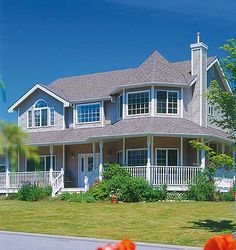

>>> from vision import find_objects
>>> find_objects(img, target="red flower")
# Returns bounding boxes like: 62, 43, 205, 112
204, 234, 236, 250
97, 240, 136, 250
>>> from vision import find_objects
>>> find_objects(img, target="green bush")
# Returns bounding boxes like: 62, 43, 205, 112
88, 164, 168, 202
103, 163, 130, 180
186, 172, 215, 201
58, 192, 95, 203
17, 185, 52, 201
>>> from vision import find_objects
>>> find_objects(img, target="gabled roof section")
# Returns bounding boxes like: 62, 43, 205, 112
8, 83, 70, 113
119, 51, 189, 87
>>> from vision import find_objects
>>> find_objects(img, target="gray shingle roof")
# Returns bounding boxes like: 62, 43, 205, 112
46, 53, 217, 102
27, 117, 230, 145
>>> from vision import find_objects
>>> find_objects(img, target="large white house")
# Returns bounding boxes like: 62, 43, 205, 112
1, 34, 234, 195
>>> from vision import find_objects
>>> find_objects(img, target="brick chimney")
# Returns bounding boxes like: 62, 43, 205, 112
190, 32, 208, 127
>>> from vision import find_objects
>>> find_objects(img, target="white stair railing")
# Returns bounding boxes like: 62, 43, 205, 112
51, 168, 64, 197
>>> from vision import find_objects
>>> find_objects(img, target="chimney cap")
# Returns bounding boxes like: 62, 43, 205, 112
197, 32, 200, 43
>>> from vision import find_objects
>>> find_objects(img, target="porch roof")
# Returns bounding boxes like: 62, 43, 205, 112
27, 117, 231, 146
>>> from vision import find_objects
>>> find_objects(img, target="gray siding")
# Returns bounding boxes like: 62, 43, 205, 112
104, 101, 117, 125
207, 65, 226, 129
18, 89, 64, 132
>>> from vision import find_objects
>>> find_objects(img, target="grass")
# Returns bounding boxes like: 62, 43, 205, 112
0, 200, 235, 247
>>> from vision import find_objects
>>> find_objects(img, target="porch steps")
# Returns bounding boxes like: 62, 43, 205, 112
58, 188, 86, 195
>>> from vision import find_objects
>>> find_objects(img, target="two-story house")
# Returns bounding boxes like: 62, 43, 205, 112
1, 34, 234, 195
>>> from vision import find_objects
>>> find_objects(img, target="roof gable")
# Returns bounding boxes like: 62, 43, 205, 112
8, 84, 70, 112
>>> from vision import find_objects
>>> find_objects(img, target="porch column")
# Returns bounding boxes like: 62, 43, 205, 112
99, 141, 103, 181
62, 144, 65, 171
93, 142, 96, 169
122, 138, 125, 165
146, 136, 151, 183
151, 136, 154, 166
49, 145, 53, 184
17, 148, 20, 172
180, 137, 183, 166
200, 138, 206, 169
221, 143, 225, 154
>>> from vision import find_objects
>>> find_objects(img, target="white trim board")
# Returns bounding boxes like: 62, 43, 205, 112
8, 84, 70, 113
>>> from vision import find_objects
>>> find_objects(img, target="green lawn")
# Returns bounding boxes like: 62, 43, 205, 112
0, 200, 235, 247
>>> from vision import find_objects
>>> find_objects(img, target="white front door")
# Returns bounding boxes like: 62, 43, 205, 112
78, 154, 99, 188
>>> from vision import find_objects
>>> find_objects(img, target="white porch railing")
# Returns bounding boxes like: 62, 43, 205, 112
123, 166, 147, 179
0, 169, 64, 196
124, 166, 201, 187
150, 166, 200, 186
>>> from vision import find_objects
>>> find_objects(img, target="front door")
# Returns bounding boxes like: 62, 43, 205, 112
78, 154, 99, 188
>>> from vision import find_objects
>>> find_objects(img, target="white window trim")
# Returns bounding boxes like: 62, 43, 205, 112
27, 155, 56, 171
126, 90, 151, 117
156, 90, 180, 116
155, 148, 179, 166
27, 99, 55, 128
76, 102, 101, 125
126, 148, 148, 167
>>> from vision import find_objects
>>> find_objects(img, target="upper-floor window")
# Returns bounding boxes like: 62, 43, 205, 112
27, 99, 55, 128
208, 105, 214, 116
156, 90, 179, 114
117, 95, 123, 119
127, 91, 150, 116
76, 102, 101, 124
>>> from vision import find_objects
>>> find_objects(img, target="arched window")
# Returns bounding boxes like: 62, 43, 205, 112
35, 100, 48, 109
27, 99, 55, 128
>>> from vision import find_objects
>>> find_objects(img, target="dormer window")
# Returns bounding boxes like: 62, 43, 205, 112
27, 99, 55, 128
76, 102, 101, 124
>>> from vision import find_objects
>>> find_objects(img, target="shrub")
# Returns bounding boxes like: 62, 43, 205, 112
89, 164, 168, 202
17, 185, 52, 201
186, 172, 215, 201
103, 163, 130, 180
58, 192, 95, 203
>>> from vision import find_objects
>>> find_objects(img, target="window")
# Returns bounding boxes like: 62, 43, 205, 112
127, 149, 147, 166
27, 155, 56, 171
157, 90, 179, 114
127, 91, 150, 115
50, 108, 55, 125
87, 156, 93, 172
0, 156, 6, 172
117, 151, 123, 165
208, 105, 214, 116
117, 95, 123, 119
76, 102, 101, 124
27, 99, 55, 128
156, 148, 178, 166
27, 110, 33, 128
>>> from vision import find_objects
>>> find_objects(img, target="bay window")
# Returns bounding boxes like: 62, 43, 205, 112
127, 91, 150, 116
157, 90, 179, 114
76, 102, 101, 124
117, 95, 123, 119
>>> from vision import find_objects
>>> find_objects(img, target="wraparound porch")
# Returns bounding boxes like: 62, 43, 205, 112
0, 135, 235, 195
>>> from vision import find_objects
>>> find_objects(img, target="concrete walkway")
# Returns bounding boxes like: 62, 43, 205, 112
0, 231, 202, 250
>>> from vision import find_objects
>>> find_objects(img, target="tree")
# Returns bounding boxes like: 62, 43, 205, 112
207, 39, 236, 139
0, 79, 38, 171
189, 140, 233, 180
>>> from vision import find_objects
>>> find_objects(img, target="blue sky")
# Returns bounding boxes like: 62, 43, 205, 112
1, 0, 236, 122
